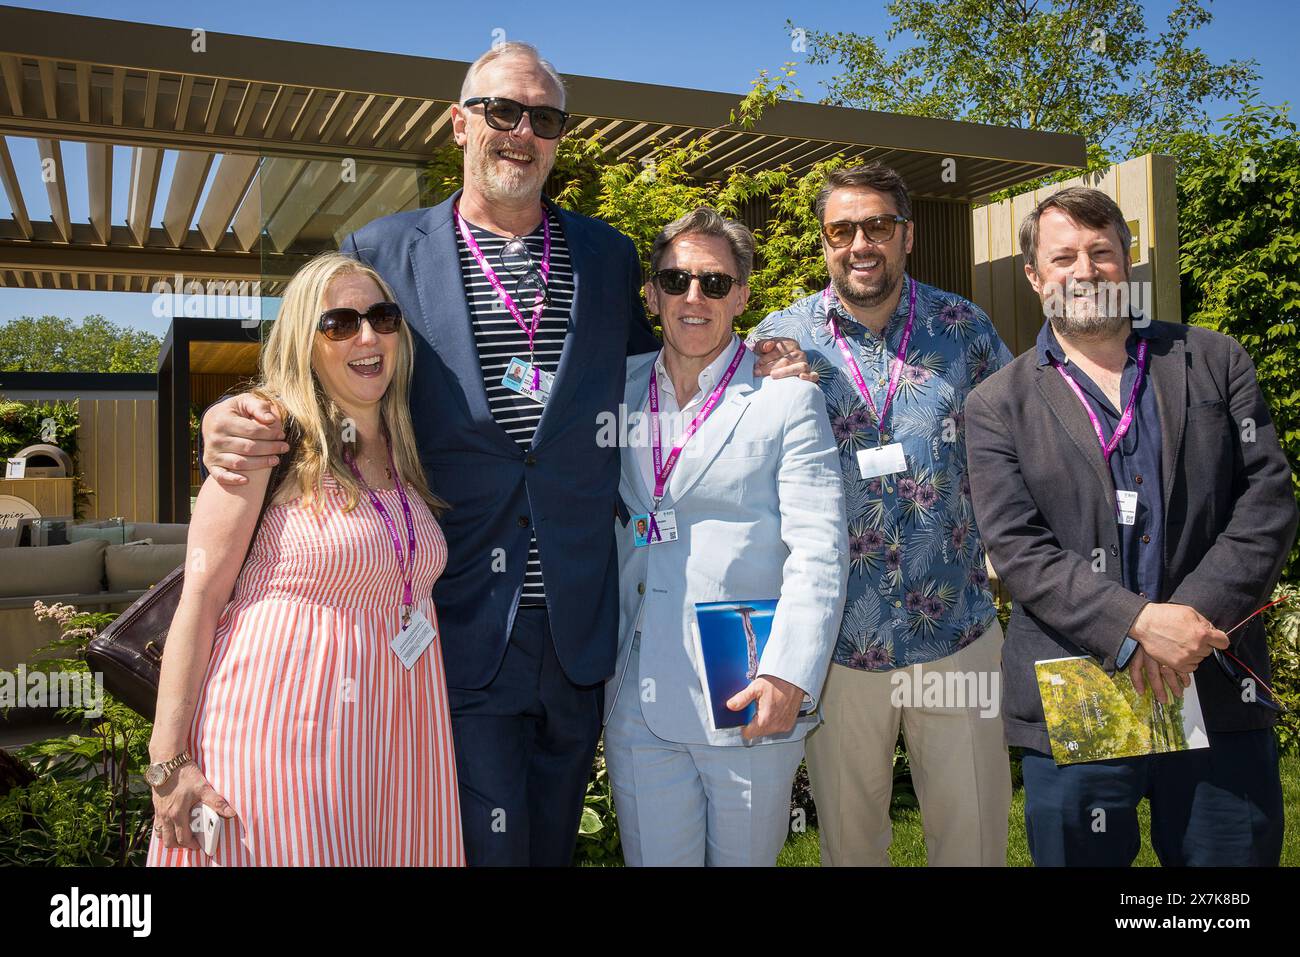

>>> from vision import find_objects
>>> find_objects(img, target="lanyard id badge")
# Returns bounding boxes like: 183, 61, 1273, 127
631, 508, 678, 547
825, 280, 916, 481
856, 442, 908, 479
502, 357, 555, 405
1116, 490, 1138, 526
390, 607, 438, 670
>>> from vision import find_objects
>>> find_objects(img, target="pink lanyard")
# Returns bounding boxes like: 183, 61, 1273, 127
648, 339, 746, 513
824, 279, 916, 444
1049, 339, 1148, 463
454, 202, 552, 388
344, 442, 417, 626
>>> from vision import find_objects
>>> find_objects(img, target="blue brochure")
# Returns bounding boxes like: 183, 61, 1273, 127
692, 599, 779, 730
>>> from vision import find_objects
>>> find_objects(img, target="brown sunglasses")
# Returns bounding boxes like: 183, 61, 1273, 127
318, 302, 403, 341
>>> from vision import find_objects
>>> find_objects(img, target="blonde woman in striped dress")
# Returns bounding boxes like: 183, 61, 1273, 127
146, 253, 464, 866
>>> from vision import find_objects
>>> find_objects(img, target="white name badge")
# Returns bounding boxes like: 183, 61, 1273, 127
390, 608, 438, 670
501, 357, 555, 405
1116, 490, 1138, 526
631, 509, 678, 547
856, 442, 907, 480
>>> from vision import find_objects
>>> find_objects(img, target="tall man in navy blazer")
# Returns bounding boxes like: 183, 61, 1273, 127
200, 42, 808, 865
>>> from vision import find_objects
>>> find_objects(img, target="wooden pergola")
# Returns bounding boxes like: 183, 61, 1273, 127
0, 5, 1087, 521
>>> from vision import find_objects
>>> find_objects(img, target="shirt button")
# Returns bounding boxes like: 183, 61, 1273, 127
1110, 545, 1119, 556
894, 600, 902, 608
1141, 534, 1151, 544
1135, 475, 1143, 485
637, 582, 645, 595
525, 454, 537, 466
518, 516, 530, 528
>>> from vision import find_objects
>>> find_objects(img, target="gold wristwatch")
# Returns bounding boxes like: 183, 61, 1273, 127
144, 751, 192, 788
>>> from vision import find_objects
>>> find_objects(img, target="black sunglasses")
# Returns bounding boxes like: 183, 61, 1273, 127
821, 215, 910, 248
652, 268, 739, 300
500, 237, 550, 306
318, 302, 403, 341
463, 96, 569, 140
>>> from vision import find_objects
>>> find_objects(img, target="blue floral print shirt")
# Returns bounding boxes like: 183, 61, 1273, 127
749, 274, 1013, 670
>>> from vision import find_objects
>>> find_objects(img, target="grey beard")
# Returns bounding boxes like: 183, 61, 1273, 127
1049, 311, 1130, 341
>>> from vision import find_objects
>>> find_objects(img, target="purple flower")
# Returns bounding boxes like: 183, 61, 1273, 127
904, 590, 924, 612
897, 477, 919, 500
861, 528, 885, 550
848, 409, 875, 432
885, 546, 902, 572
917, 484, 940, 508
831, 415, 855, 443
951, 521, 969, 550
969, 565, 990, 589
959, 472, 972, 497
902, 365, 931, 386
921, 596, 946, 619
850, 646, 893, 670
939, 303, 965, 329
956, 623, 984, 649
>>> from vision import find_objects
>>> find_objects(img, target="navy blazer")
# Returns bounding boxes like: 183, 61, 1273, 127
341, 190, 660, 689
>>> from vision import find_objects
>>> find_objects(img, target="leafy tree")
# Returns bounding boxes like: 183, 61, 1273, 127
1167, 97, 1300, 577
796, 0, 1260, 175
0, 315, 160, 373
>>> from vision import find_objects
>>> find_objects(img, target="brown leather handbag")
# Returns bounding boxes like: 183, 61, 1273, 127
87, 451, 294, 720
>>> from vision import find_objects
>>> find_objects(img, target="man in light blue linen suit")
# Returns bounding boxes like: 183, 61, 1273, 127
604, 208, 849, 866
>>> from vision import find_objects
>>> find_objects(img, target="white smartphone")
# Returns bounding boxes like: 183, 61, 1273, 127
188, 804, 223, 856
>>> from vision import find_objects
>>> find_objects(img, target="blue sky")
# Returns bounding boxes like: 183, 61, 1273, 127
1, 0, 1296, 338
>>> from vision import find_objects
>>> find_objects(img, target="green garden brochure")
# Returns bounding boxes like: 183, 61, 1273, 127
1035, 656, 1210, 765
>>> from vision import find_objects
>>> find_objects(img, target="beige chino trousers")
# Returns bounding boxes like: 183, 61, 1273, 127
805, 621, 1011, 866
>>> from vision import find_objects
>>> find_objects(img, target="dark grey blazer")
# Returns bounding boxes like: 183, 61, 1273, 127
966, 320, 1297, 753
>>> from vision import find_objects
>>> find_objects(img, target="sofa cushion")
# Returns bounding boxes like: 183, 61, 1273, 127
105, 543, 186, 592
127, 522, 189, 545
0, 538, 108, 598
68, 523, 135, 544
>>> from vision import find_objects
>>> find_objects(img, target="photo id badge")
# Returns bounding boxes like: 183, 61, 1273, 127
631, 509, 678, 547
501, 357, 555, 405
390, 608, 437, 670
1116, 490, 1138, 526
856, 442, 907, 480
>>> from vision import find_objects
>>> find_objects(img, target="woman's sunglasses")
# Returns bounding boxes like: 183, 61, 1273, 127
821, 215, 910, 248
317, 302, 403, 341
463, 96, 569, 140
651, 268, 739, 300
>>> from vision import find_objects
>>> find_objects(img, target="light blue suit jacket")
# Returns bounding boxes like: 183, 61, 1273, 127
604, 342, 849, 746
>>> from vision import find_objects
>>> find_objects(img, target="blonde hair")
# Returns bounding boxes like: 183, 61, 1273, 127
255, 252, 446, 516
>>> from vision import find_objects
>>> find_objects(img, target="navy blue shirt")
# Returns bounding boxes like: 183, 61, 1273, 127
1036, 321, 1164, 667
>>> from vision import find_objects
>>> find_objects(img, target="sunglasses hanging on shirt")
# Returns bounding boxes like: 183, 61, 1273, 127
499, 236, 551, 308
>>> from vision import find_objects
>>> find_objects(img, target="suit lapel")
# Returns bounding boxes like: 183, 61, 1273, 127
408, 190, 516, 452
1146, 331, 1187, 513
623, 354, 656, 511
1034, 363, 1116, 499
665, 343, 755, 505
532, 202, 594, 448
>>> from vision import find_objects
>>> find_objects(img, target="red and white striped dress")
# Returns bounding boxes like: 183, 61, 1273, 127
148, 473, 464, 866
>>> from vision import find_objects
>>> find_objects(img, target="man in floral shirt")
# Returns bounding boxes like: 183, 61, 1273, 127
748, 163, 1013, 866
